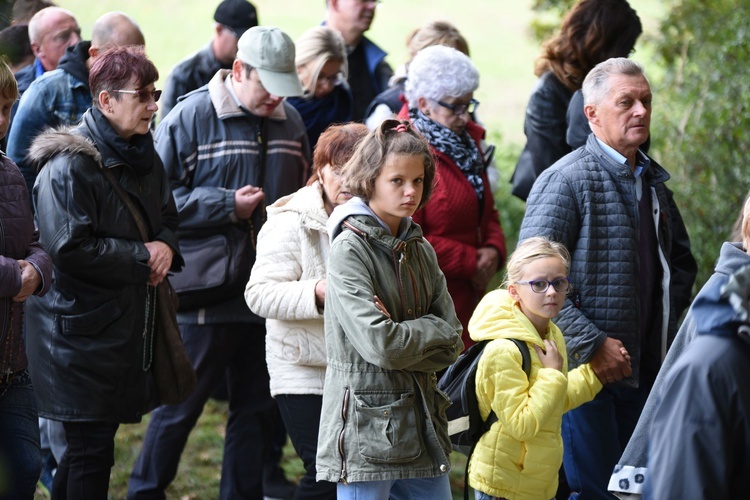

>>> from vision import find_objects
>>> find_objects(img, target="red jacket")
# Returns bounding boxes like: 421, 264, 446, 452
411, 119, 506, 349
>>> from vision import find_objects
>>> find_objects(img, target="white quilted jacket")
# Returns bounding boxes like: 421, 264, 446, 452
245, 182, 329, 396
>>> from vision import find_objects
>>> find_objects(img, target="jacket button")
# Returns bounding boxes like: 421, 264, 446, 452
407, 308, 413, 315
440, 464, 447, 473
574, 353, 580, 360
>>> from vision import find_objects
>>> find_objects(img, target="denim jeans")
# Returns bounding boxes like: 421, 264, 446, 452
0, 370, 41, 500
52, 421, 119, 499
336, 474, 452, 500
562, 382, 652, 499
128, 322, 276, 500
276, 394, 336, 499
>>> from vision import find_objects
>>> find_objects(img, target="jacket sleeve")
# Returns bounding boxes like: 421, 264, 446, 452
647, 343, 734, 499
7, 82, 55, 197
665, 186, 697, 318
564, 363, 602, 412
154, 112, 236, 230
245, 210, 321, 321
478, 340, 567, 442
480, 189, 507, 267
35, 155, 152, 287
511, 78, 572, 201
152, 160, 183, 271
23, 228, 52, 296
412, 205, 478, 279
326, 236, 462, 372
519, 169, 608, 363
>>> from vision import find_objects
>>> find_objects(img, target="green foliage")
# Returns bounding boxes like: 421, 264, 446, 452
529, 0, 575, 43
650, 0, 750, 290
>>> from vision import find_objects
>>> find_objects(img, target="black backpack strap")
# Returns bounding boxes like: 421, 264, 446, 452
508, 338, 532, 378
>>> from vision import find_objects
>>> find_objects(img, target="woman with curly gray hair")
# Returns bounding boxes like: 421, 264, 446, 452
403, 45, 506, 350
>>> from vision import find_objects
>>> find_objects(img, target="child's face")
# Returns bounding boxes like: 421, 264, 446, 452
369, 153, 425, 234
0, 94, 14, 140
509, 257, 568, 327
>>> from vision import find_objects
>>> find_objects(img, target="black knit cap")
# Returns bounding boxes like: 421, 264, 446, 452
214, 0, 258, 38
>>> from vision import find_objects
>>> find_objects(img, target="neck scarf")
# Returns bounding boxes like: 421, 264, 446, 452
409, 108, 484, 202
89, 106, 156, 174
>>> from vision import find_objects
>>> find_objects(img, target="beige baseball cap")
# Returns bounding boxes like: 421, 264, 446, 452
236, 26, 303, 97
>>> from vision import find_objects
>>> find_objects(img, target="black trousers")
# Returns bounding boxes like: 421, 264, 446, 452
52, 421, 119, 500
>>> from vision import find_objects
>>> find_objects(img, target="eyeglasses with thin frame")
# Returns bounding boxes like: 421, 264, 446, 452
515, 277, 571, 294
112, 89, 162, 103
316, 72, 343, 88
434, 98, 479, 116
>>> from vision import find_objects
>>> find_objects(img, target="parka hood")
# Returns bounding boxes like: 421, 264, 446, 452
469, 288, 549, 347
327, 196, 418, 244
692, 262, 750, 340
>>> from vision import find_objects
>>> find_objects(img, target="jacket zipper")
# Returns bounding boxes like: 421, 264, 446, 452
337, 386, 350, 484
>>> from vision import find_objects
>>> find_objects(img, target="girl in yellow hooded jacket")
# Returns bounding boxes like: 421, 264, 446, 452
468, 237, 623, 500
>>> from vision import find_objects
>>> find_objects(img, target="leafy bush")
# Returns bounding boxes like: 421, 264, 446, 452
650, 0, 750, 290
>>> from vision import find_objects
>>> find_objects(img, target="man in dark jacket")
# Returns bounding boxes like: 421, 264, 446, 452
645, 263, 750, 499
128, 26, 309, 500
8, 11, 144, 202
324, 0, 392, 120
159, 0, 257, 120
519, 57, 697, 499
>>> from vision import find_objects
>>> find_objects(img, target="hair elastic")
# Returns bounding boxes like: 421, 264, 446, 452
393, 123, 408, 133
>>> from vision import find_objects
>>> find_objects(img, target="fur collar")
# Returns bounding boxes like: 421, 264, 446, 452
27, 127, 100, 173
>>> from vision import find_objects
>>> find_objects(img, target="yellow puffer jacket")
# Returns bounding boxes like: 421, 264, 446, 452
467, 289, 602, 500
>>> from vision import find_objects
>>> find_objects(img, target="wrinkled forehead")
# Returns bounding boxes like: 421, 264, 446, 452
607, 73, 651, 97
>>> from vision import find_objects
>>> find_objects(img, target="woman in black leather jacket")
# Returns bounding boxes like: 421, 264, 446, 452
25, 46, 182, 498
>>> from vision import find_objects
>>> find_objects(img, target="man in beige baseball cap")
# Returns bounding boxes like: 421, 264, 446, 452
236, 26, 303, 98
128, 24, 309, 500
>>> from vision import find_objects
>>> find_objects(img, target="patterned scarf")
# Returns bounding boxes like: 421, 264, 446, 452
409, 108, 484, 202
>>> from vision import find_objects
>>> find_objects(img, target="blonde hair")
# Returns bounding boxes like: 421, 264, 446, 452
342, 119, 435, 210
505, 237, 571, 287
407, 20, 469, 60
0, 57, 18, 101
295, 26, 347, 97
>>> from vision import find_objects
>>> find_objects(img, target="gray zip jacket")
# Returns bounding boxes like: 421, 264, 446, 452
316, 198, 463, 484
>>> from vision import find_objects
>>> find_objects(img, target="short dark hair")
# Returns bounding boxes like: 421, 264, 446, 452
0, 24, 33, 67
12, 0, 55, 24
309, 122, 369, 185
89, 46, 158, 108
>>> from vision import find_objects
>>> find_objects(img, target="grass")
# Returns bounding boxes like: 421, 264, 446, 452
39, 1, 666, 498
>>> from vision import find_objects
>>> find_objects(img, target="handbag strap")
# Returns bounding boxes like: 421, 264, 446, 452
99, 163, 149, 244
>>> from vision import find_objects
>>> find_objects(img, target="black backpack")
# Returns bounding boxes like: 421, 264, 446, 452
437, 338, 531, 498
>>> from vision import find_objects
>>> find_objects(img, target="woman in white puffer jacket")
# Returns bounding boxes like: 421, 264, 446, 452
245, 123, 368, 498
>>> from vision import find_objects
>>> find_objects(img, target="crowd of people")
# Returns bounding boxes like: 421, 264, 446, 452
0, 0, 746, 499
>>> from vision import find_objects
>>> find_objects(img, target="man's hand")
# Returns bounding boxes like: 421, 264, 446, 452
234, 185, 265, 220
374, 295, 391, 320
590, 337, 632, 384
13, 260, 41, 302
145, 241, 174, 286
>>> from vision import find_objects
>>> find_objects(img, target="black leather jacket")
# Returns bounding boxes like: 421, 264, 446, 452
511, 71, 573, 201
25, 110, 182, 423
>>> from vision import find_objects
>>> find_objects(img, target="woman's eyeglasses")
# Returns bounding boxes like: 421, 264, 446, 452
435, 98, 479, 116
515, 278, 571, 294
316, 72, 343, 88
112, 89, 162, 103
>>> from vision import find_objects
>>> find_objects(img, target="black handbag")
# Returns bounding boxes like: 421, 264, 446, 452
99, 165, 197, 405
168, 224, 254, 311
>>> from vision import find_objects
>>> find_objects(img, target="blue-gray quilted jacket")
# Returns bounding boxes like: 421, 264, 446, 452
519, 134, 696, 387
